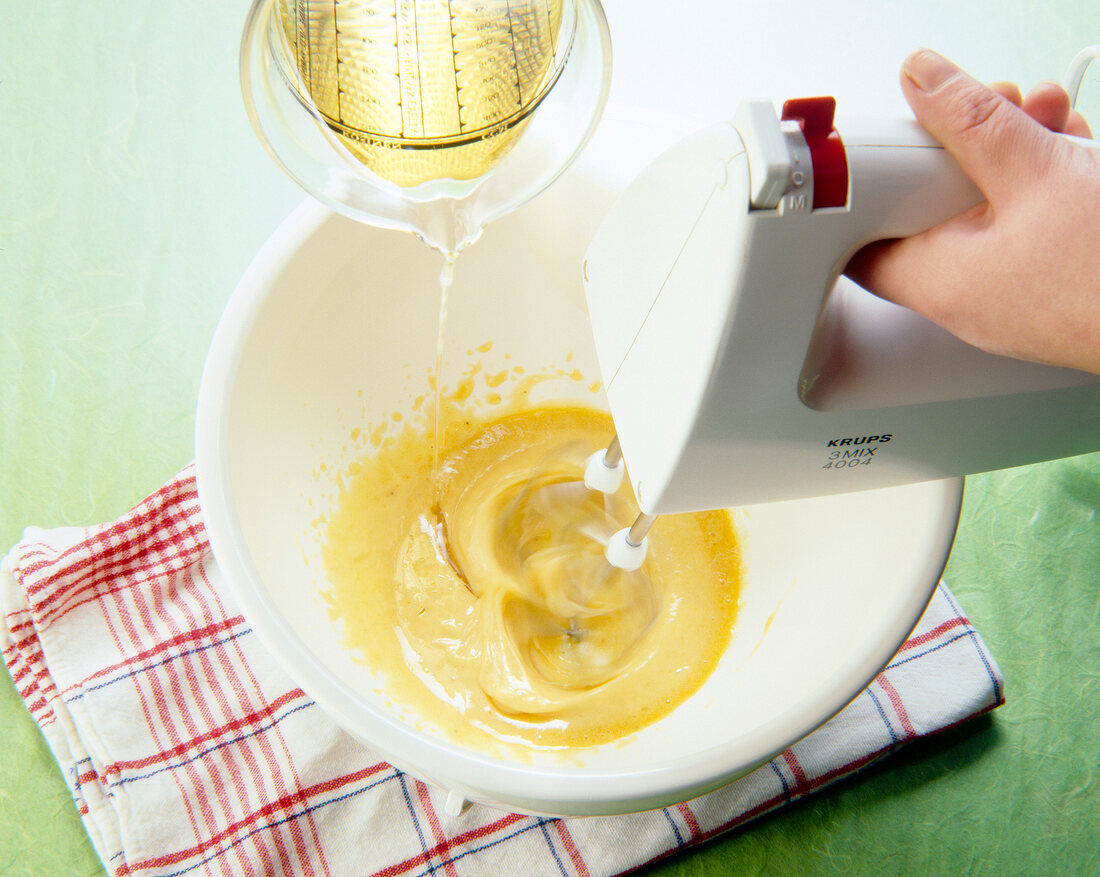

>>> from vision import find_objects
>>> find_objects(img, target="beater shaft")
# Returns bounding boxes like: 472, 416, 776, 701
602, 435, 623, 468
626, 512, 657, 546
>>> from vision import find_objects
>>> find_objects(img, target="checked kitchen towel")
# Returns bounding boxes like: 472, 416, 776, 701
2, 465, 1003, 877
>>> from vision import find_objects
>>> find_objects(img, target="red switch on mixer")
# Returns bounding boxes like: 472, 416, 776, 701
781, 97, 849, 209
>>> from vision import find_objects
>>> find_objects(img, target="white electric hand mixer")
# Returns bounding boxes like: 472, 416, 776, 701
242, 5, 1098, 576
582, 77, 1100, 570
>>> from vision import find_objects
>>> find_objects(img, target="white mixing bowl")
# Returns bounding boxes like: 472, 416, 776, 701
195, 162, 962, 816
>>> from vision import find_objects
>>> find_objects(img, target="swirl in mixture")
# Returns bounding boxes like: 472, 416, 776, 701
323, 405, 740, 750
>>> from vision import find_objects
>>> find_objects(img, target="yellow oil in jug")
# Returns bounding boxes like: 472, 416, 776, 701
276, 0, 566, 187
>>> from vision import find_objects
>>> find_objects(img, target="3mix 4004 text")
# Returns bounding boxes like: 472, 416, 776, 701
822, 447, 877, 470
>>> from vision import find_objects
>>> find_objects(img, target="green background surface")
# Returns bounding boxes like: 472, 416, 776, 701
2, 1, 1098, 875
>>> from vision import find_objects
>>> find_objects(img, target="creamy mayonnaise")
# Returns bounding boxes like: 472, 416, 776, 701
322, 403, 741, 751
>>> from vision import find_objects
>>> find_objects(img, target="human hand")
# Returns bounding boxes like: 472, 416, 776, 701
844, 49, 1100, 374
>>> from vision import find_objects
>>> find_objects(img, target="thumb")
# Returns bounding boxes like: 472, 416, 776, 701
900, 49, 1060, 203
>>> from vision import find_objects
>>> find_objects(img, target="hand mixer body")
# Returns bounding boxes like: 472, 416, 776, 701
582, 98, 1100, 515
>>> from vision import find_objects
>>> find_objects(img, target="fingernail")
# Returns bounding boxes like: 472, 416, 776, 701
904, 49, 958, 93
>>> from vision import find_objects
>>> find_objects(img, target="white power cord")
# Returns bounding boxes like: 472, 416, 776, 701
1063, 44, 1099, 110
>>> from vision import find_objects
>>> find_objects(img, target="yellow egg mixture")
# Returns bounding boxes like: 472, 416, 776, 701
322, 385, 741, 752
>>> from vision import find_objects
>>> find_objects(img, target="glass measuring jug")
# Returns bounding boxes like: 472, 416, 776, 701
277, 0, 568, 187
242, 0, 611, 251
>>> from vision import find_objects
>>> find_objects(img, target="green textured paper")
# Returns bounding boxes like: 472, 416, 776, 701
2, 2, 1098, 875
